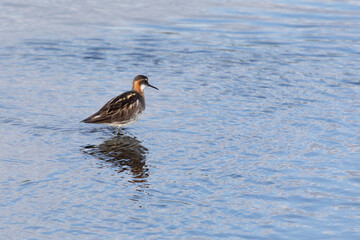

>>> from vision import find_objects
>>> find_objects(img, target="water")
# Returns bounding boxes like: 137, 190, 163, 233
1, 0, 360, 239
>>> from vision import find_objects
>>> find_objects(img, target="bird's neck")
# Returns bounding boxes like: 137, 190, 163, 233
132, 82, 144, 98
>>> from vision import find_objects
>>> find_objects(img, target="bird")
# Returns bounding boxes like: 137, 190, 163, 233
82, 75, 158, 135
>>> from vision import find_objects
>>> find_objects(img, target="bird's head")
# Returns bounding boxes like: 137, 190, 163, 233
132, 75, 158, 95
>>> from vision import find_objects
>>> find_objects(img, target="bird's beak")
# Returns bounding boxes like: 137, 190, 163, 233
147, 82, 159, 90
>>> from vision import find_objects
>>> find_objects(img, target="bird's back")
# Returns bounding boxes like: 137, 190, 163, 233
81, 90, 145, 125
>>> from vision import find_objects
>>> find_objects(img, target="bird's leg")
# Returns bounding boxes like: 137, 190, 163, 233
117, 127, 120, 136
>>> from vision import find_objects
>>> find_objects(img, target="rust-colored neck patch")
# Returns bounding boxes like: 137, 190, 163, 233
132, 80, 144, 97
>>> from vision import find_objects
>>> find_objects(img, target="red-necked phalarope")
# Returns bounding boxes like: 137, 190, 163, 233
82, 75, 158, 134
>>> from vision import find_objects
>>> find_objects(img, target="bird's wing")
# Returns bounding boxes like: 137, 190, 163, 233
82, 91, 144, 124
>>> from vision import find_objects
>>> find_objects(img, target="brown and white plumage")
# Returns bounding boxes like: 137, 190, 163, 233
82, 75, 158, 134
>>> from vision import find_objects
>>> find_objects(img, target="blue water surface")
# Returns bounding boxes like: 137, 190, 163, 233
0, 0, 359, 239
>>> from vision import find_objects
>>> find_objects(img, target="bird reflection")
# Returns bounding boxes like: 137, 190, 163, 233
82, 133, 149, 183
